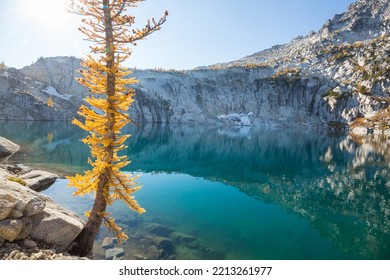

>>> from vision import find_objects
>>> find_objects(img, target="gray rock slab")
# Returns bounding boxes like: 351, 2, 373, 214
0, 137, 20, 158
19, 170, 59, 192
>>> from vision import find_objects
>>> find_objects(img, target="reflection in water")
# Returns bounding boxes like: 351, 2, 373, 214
0, 121, 89, 174
0, 121, 389, 259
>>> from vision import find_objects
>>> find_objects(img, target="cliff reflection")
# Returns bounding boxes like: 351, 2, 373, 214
0, 121, 89, 174
0, 121, 389, 259
127, 124, 390, 259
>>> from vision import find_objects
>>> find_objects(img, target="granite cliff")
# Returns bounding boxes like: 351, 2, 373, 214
0, 0, 388, 130
0, 63, 78, 121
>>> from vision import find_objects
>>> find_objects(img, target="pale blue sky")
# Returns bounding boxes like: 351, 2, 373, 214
0, 0, 356, 70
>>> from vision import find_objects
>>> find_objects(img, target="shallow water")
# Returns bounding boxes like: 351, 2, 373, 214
1, 121, 389, 259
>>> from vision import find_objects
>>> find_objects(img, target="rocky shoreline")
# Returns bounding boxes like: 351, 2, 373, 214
0, 137, 87, 260
0, 238, 88, 260
0, 136, 215, 260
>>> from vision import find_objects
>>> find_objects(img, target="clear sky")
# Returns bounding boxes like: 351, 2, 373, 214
0, 0, 356, 70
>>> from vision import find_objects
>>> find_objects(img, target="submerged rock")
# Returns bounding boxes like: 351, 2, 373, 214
172, 232, 197, 243
144, 222, 173, 237
172, 232, 199, 249
144, 245, 159, 260
134, 253, 149, 260
147, 235, 175, 256
105, 247, 124, 260
102, 237, 114, 249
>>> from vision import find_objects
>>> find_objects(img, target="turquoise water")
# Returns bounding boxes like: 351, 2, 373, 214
1, 121, 389, 259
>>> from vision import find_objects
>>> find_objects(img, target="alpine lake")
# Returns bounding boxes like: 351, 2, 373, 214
1, 120, 389, 260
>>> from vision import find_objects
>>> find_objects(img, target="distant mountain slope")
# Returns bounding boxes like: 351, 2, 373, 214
217, 0, 389, 67
209, 0, 389, 98
20, 57, 87, 99
1, 0, 388, 132
0, 65, 78, 120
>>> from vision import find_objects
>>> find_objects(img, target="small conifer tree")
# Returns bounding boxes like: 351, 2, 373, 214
47, 96, 54, 107
67, 0, 167, 257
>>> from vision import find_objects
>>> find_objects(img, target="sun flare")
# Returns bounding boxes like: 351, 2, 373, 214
22, 0, 70, 26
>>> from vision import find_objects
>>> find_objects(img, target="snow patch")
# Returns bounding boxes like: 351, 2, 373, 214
0, 71, 9, 78
43, 86, 72, 100
217, 112, 254, 126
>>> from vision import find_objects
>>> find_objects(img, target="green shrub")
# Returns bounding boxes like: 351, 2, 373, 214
7, 176, 27, 186
356, 84, 370, 95
322, 89, 345, 100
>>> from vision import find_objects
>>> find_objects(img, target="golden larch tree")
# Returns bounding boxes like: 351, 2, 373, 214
67, 0, 167, 257
47, 96, 54, 107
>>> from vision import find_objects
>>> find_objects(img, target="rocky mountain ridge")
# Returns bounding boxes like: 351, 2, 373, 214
0, 64, 78, 120
0, 0, 388, 132
220, 0, 389, 67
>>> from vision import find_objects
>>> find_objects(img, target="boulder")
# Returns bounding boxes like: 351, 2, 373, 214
30, 197, 84, 251
0, 219, 23, 242
0, 181, 45, 217
8, 209, 24, 219
19, 170, 59, 192
24, 197, 46, 216
16, 217, 33, 240
23, 239, 37, 249
0, 199, 15, 220
0, 178, 85, 251
0, 137, 20, 159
